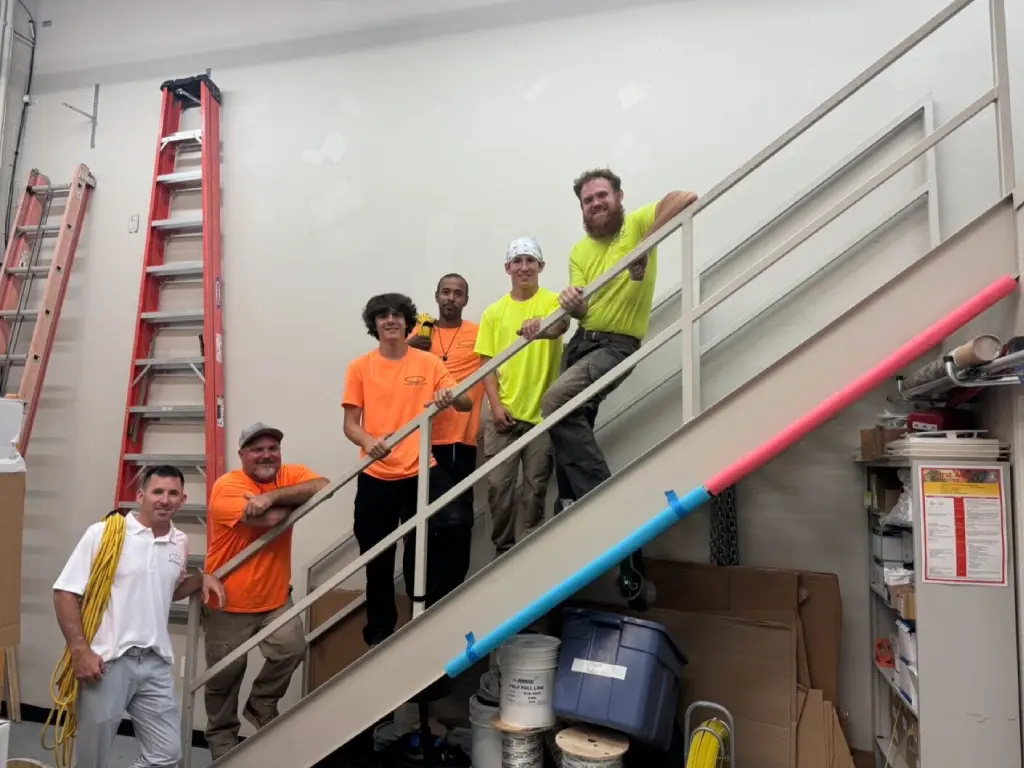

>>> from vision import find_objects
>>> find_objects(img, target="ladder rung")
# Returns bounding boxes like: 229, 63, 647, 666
123, 452, 206, 466
0, 354, 27, 365
152, 216, 203, 233
146, 261, 203, 279
161, 129, 203, 147
5, 264, 50, 277
135, 356, 205, 373
140, 309, 204, 326
15, 223, 60, 237
118, 500, 207, 519
129, 404, 205, 419
0, 309, 37, 320
29, 183, 70, 197
157, 169, 202, 187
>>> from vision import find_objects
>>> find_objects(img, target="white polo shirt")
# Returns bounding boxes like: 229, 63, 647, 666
53, 513, 189, 664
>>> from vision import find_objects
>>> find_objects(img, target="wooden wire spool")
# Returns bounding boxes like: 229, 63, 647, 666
555, 725, 630, 767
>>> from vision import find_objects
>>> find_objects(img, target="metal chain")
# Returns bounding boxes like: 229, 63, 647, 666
709, 484, 739, 565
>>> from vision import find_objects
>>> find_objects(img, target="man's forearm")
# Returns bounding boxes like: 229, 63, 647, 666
483, 372, 502, 412
537, 317, 570, 340
172, 572, 204, 602
652, 190, 698, 232
264, 478, 328, 506
53, 590, 89, 652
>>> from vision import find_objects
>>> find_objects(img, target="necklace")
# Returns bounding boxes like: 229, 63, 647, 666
436, 323, 462, 362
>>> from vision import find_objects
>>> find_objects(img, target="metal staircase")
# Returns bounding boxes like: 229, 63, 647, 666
178, 0, 1017, 765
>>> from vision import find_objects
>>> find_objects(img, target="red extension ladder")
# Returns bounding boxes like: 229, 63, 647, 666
0, 164, 96, 455
112, 74, 225, 541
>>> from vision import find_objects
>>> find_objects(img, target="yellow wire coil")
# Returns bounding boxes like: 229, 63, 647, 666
416, 312, 435, 338
686, 717, 731, 768
41, 512, 128, 768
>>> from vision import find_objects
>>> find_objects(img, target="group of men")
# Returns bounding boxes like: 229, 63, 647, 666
50, 167, 696, 767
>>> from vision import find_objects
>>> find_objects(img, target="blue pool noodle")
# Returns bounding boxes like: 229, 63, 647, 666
444, 485, 711, 678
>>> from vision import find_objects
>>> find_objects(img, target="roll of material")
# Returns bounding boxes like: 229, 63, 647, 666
907, 334, 1002, 388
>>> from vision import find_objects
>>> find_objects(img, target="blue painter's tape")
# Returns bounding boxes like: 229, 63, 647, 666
445, 485, 712, 678
464, 632, 480, 663
665, 490, 685, 519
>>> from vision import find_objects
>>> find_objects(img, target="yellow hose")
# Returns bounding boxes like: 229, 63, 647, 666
41, 512, 128, 768
686, 717, 731, 768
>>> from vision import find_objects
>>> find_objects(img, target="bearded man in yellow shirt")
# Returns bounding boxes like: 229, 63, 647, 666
541, 167, 697, 608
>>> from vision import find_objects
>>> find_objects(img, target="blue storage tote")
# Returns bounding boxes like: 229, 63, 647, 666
553, 608, 687, 750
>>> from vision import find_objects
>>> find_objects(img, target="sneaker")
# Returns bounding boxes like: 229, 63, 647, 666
242, 703, 278, 731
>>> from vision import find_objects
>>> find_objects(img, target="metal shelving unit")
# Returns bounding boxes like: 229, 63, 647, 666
863, 447, 1019, 768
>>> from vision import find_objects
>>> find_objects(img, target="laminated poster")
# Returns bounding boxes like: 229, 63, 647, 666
920, 465, 1007, 586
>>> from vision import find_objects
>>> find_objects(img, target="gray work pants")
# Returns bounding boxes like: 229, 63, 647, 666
75, 646, 182, 768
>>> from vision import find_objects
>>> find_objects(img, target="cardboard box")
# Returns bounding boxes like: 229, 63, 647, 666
306, 588, 412, 692
860, 427, 908, 461
890, 586, 917, 621
0, 398, 26, 650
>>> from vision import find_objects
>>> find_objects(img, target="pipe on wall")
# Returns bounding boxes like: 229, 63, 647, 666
0, 0, 14, 175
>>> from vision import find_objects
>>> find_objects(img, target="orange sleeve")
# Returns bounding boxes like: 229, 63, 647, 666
433, 355, 457, 391
209, 476, 251, 528
279, 464, 324, 485
342, 357, 365, 408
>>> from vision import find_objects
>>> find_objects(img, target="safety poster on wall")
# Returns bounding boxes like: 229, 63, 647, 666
919, 464, 1007, 586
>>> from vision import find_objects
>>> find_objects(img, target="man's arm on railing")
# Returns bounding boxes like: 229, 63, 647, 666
629, 190, 699, 279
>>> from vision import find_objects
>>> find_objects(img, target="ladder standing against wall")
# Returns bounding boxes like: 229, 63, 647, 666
0, 164, 96, 724
113, 74, 224, 561
0, 165, 96, 454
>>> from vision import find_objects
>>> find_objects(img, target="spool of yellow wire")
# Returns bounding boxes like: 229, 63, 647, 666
41, 511, 128, 768
685, 717, 731, 768
417, 312, 436, 338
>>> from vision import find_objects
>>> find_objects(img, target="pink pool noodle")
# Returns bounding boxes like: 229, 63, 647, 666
705, 274, 1019, 495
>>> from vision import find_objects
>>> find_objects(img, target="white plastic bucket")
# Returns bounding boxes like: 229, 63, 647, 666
561, 754, 623, 768
498, 634, 561, 729
469, 694, 502, 768
501, 730, 546, 768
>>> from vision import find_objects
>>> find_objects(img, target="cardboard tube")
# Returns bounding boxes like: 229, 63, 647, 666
908, 334, 1002, 388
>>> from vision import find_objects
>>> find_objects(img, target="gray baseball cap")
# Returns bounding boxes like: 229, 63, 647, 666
238, 422, 284, 448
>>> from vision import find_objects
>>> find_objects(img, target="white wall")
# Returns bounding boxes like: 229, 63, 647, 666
14, 0, 1024, 751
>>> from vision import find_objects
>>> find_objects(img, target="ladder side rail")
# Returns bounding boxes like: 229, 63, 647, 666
17, 165, 96, 455
113, 88, 184, 505
200, 81, 226, 496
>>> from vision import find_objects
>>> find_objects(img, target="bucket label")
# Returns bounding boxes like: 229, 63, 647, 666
571, 658, 628, 680
505, 674, 551, 706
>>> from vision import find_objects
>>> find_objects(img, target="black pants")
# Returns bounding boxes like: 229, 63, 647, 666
353, 468, 473, 645
431, 442, 478, 518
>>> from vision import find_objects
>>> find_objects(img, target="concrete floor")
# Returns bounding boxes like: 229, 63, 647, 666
5, 720, 213, 767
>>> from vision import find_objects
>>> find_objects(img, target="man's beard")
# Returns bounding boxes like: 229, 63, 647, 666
583, 205, 625, 238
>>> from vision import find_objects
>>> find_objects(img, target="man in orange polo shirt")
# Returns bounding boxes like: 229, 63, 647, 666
344, 292, 474, 646
202, 423, 329, 760
409, 273, 485, 519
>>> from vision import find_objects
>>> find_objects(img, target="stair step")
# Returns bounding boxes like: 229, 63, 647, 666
140, 309, 204, 326
123, 453, 206, 467
161, 129, 202, 148
146, 261, 203, 279
135, 357, 205, 374
157, 169, 202, 188
152, 215, 203, 234
129, 404, 205, 420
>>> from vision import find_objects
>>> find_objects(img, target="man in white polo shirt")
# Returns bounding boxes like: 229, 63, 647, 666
52, 465, 225, 768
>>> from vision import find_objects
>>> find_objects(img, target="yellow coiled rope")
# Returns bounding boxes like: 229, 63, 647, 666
42, 511, 127, 768
686, 718, 732, 768
416, 312, 435, 337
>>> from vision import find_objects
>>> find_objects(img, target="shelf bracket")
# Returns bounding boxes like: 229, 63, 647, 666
62, 84, 99, 149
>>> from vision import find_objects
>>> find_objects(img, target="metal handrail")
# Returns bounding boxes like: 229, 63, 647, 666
180, 0, 1014, 762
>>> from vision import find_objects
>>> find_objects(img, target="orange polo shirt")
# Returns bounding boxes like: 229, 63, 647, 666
206, 464, 322, 613
413, 321, 484, 446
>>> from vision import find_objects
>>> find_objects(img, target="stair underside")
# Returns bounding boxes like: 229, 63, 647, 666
215, 197, 1019, 767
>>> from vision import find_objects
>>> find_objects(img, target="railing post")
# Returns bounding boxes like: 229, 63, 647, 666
180, 593, 201, 768
680, 214, 699, 422
413, 416, 431, 619
988, 0, 1016, 197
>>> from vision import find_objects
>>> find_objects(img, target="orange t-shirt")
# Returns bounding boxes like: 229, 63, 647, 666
342, 348, 457, 480
205, 464, 322, 613
412, 321, 484, 446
